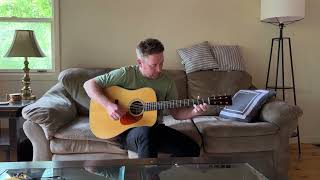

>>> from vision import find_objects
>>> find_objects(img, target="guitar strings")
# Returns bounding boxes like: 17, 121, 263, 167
128, 99, 228, 110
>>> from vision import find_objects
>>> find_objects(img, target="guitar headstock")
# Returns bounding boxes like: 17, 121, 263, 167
208, 95, 232, 105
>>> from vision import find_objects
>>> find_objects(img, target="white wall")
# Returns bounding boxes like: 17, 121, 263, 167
1, 0, 320, 142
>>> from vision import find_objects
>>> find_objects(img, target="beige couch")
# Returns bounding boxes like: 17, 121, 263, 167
22, 68, 302, 180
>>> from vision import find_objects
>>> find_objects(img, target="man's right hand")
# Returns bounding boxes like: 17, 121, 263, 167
83, 79, 127, 120
106, 103, 126, 120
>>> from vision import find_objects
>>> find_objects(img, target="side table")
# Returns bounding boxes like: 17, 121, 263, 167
0, 100, 35, 161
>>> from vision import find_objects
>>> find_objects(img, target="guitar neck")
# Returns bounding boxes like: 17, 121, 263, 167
144, 99, 210, 111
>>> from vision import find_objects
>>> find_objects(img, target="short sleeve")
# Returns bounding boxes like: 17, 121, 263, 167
95, 68, 127, 87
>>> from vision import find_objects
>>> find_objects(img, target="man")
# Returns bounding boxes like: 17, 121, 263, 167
84, 38, 208, 158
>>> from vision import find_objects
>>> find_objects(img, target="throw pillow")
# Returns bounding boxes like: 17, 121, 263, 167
219, 89, 276, 122
59, 68, 112, 115
21, 83, 77, 139
177, 41, 220, 73
211, 45, 245, 71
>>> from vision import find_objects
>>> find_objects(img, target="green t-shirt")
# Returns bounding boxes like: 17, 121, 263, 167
95, 65, 178, 122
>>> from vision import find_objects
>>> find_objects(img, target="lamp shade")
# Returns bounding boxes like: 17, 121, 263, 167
5, 30, 45, 57
261, 0, 305, 24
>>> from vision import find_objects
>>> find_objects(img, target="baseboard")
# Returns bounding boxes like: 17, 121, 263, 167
289, 136, 320, 144
300, 137, 320, 144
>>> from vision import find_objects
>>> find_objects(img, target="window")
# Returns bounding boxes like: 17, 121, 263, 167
0, 0, 59, 72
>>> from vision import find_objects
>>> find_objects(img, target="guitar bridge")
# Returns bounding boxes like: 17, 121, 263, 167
120, 113, 143, 125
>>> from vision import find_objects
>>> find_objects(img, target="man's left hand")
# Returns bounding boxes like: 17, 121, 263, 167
192, 103, 208, 116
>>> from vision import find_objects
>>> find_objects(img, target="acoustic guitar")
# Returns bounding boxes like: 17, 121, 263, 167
90, 86, 232, 139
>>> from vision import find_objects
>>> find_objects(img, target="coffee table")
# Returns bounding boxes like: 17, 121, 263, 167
0, 157, 268, 180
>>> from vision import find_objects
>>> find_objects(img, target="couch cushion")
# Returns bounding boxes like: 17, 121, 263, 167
162, 115, 202, 147
162, 70, 187, 115
59, 68, 187, 115
187, 71, 252, 115
50, 138, 127, 154
128, 116, 202, 158
54, 116, 120, 145
53, 153, 128, 161
203, 134, 277, 153
59, 68, 113, 115
164, 70, 187, 99
193, 116, 278, 137
193, 116, 279, 153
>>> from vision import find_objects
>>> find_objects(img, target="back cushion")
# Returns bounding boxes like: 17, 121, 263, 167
163, 70, 187, 99
59, 68, 113, 115
187, 71, 252, 115
59, 68, 187, 115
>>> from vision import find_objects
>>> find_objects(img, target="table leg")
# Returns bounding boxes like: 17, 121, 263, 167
8, 114, 17, 161
5, 149, 10, 162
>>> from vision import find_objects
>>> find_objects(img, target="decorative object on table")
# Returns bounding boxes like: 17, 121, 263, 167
260, 0, 305, 157
0, 101, 10, 105
8, 93, 22, 102
5, 30, 46, 100
219, 89, 276, 123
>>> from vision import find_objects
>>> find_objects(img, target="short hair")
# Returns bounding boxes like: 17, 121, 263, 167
136, 38, 164, 59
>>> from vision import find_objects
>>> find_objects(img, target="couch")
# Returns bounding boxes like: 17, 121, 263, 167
22, 67, 302, 180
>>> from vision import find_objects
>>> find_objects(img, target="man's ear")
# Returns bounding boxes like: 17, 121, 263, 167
137, 58, 142, 66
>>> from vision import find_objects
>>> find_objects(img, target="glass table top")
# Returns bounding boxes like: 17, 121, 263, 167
0, 158, 268, 180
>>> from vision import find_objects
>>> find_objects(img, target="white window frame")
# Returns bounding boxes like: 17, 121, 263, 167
0, 0, 60, 80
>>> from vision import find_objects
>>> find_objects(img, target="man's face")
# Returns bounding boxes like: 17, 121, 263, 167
137, 53, 164, 80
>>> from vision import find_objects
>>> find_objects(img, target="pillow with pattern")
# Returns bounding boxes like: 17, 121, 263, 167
177, 41, 220, 73
219, 89, 276, 122
211, 45, 245, 71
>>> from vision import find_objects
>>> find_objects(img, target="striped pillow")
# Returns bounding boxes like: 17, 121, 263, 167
211, 45, 245, 71
177, 41, 220, 73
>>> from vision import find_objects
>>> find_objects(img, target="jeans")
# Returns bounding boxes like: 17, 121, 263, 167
118, 123, 200, 158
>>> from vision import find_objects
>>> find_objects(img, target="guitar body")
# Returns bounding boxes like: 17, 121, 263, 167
90, 86, 157, 139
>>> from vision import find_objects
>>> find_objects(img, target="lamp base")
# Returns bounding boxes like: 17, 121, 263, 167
20, 57, 36, 100
22, 94, 36, 100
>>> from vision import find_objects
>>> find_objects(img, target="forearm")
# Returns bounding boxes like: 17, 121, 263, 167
170, 107, 197, 120
83, 79, 112, 109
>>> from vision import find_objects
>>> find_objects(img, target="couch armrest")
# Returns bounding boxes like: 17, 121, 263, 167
23, 121, 51, 161
261, 101, 302, 180
260, 101, 303, 133
22, 82, 77, 139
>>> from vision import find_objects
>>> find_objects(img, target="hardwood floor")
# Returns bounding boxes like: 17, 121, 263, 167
0, 143, 319, 179
289, 143, 320, 180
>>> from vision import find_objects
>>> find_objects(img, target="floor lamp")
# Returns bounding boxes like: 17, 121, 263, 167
260, 0, 305, 158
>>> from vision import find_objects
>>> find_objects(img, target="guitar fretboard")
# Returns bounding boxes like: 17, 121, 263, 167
144, 98, 211, 111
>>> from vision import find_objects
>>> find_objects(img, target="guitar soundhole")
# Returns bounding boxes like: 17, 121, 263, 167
129, 101, 144, 116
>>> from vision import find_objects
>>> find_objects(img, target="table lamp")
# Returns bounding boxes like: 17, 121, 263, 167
5, 30, 46, 100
